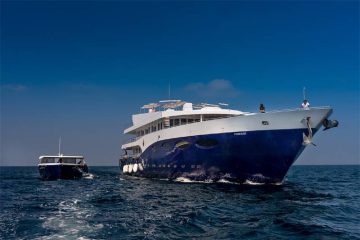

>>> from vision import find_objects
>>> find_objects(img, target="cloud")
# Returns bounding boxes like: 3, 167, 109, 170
185, 79, 240, 98
2, 84, 28, 92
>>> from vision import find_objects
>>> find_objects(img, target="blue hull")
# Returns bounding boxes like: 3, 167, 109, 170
121, 129, 315, 183
38, 164, 88, 180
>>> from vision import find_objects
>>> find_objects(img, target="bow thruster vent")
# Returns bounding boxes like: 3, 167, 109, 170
175, 141, 191, 149
195, 138, 218, 149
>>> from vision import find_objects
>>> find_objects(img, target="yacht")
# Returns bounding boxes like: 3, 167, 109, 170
119, 100, 337, 184
38, 155, 88, 180
38, 140, 88, 180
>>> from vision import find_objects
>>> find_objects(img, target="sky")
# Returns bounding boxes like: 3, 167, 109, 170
1, 1, 359, 166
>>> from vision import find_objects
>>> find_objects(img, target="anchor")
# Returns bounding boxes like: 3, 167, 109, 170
302, 117, 316, 146
322, 119, 339, 131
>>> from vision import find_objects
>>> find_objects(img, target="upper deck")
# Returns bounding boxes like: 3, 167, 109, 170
124, 100, 249, 134
39, 155, 85, 164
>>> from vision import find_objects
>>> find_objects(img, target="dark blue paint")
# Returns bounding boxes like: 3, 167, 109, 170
38, 164, 88, 180
122, 128, 317, 183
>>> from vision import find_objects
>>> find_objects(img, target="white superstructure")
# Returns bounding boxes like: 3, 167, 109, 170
122, 100, 330, 154
122, 101, 247, 152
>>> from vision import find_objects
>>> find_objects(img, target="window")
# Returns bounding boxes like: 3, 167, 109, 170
174, 119, 179, 126
41, 158, 55, 163
203, 115, 229, 121
203, 115, 211, 121
175, 140, 191, 149
170, 119, 174, 127
62, 158, 76, 164
195, 138, 218, 149
151, 126, 156, 132
188, 119, 194, 124
181, 119, 187, 125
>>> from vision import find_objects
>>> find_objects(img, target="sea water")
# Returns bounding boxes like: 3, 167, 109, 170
0, 165, 359, 239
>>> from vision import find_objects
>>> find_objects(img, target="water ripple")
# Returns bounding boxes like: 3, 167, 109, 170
0, 165, 359, 239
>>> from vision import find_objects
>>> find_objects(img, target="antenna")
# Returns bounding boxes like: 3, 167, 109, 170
58, 137, 62, 156
168, 80, 171, 100
303, 87, 306, 100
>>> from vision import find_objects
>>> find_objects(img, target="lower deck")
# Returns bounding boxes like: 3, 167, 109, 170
120, 128, 314, 184
38, 164, 88, 180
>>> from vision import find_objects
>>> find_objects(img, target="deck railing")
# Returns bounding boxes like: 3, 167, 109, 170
119, 153, 141, 161
123, 136, 141, 144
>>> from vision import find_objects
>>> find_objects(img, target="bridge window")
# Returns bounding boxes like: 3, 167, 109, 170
174, 119, 180, 126
151, 126, 157, 132
62, 158, 76, 164
40, 158, 55, 163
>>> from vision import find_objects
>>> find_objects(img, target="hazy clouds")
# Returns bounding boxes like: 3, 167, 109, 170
185, 79, 240, 98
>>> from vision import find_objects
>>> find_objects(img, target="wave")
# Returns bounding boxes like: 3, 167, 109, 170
82, 173, 95, 179
39, 198, 103, 240
244, 179, 265, 185
2, 166, 358, 240
174, 177, 213, 183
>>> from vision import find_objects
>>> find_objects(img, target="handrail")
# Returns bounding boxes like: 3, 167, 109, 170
264, 106, 331, 114
124, 136, 141, 144
120, 153, 141, 160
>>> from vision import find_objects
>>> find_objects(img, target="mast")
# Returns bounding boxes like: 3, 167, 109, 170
58, 137, 62, 156
168, 80, 171, 100
303, 87, 306, 100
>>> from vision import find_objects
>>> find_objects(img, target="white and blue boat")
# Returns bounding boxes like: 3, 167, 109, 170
119, 100, 337, 184
38, 155, 88, 180
38, 140, 88, 180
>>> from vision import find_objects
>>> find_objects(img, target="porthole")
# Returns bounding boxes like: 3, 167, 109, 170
195, 138, 218, 149
175, 140, 191, 149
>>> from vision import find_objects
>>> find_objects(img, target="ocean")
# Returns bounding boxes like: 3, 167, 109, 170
0, 165, 359, 239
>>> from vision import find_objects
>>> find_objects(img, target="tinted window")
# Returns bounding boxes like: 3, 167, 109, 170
195, 138, 218, 149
